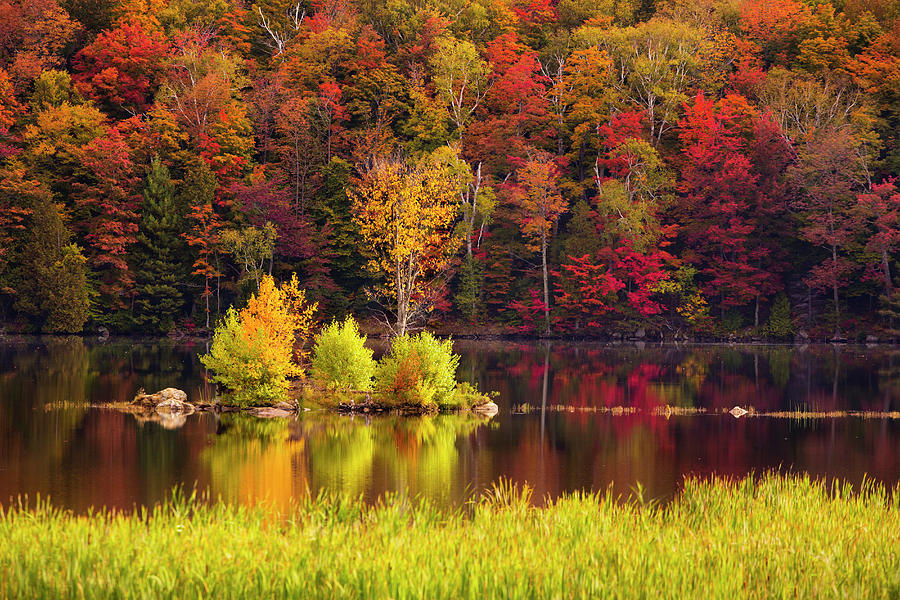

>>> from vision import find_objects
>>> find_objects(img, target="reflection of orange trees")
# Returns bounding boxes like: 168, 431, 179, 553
202, 413, 486, 507
202, 416, 305, 509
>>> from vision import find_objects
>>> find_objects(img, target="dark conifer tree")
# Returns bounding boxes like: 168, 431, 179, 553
133, 156, 186, 333
15, 198, 90, 333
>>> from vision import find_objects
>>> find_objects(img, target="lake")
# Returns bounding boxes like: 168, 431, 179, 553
2, 336, 900, 511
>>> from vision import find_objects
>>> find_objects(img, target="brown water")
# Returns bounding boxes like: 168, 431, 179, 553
2, 337, 900, 510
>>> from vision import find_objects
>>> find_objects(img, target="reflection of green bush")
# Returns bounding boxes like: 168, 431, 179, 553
218, 414, 292, 443
405, 415, 483, 501
311, 317, 376, 391
306, 418, 375, 498
299, 413, 488, 503
768, 349, 792, 389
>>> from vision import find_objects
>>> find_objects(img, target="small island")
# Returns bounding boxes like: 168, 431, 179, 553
130, 274, 498, 420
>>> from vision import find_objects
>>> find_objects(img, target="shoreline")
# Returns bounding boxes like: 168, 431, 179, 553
1, 330, 898, 348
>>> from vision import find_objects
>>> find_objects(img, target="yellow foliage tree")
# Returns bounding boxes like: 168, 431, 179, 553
351, 158, 460, 336
200, 274, 317, 405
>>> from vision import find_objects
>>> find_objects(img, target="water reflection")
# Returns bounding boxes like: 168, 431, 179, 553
201, 413, 491, 508
2, 337, 900, 510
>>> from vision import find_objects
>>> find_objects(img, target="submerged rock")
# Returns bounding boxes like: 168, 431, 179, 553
473, 401, 499, 417
729, 406, 749, 418
248, 407, 294, 418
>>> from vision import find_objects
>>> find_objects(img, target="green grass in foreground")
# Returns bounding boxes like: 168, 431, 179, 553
2, 475, 900, 599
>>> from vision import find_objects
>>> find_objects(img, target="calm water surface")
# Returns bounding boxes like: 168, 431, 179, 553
2, 337, 900, 510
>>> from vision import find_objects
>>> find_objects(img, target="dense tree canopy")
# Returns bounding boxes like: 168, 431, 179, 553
0, 0, 899, 339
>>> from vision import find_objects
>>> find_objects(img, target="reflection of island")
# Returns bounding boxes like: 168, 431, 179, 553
200, 413, 493, 507
6, 338, 900, 512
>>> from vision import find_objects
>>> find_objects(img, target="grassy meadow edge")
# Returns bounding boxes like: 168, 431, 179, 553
1, 473, 899, 598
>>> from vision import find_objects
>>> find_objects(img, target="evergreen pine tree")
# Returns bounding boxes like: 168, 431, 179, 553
314, 158, 373, 315
767, 293, 794, 339
133, 156, 186, 333
15, 199, 90, 333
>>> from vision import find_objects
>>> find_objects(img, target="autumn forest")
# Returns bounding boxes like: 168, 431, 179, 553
1, 0, 899, 340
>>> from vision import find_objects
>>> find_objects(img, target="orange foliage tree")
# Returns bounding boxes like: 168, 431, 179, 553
200, 274, 317, 405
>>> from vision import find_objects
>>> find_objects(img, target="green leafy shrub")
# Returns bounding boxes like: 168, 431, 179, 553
200, 309, 285, 406
374, 332, 460, 407
310, 317, 376, 391
443, 381, 494, 410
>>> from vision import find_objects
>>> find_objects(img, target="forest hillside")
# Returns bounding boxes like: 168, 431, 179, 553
0, 0, 898, 340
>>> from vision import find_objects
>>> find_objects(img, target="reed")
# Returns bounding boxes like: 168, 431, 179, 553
1, 474, 899, 599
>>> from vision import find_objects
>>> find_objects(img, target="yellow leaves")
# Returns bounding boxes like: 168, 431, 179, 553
350, 158, 461, 332
23, 102, 107, 164
201, 274, 318, 404
564, 46, 613, 104
241, 274, 317, 375
351, 159, 460, 287
677, 292, 710, 324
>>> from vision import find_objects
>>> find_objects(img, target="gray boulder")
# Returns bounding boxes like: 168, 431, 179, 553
133, 387, 188, 406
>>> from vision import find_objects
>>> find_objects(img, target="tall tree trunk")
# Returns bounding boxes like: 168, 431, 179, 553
542, 232, 550, 336
755, 294, 760, 329
832, 244, 840, 336
396, 256, 406, 337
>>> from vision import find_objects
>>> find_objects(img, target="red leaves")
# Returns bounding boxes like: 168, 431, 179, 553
555, 242, 673, 331
71, 128, 140, 306
230, 171, 329, 266
511, 0, 557, 25
556, 253, 624, 325
73, 21, 169, 114
508, 289, 548, 334
676, 92, 783, 310
596, 111, 646, 180
857, 179, 900, 292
